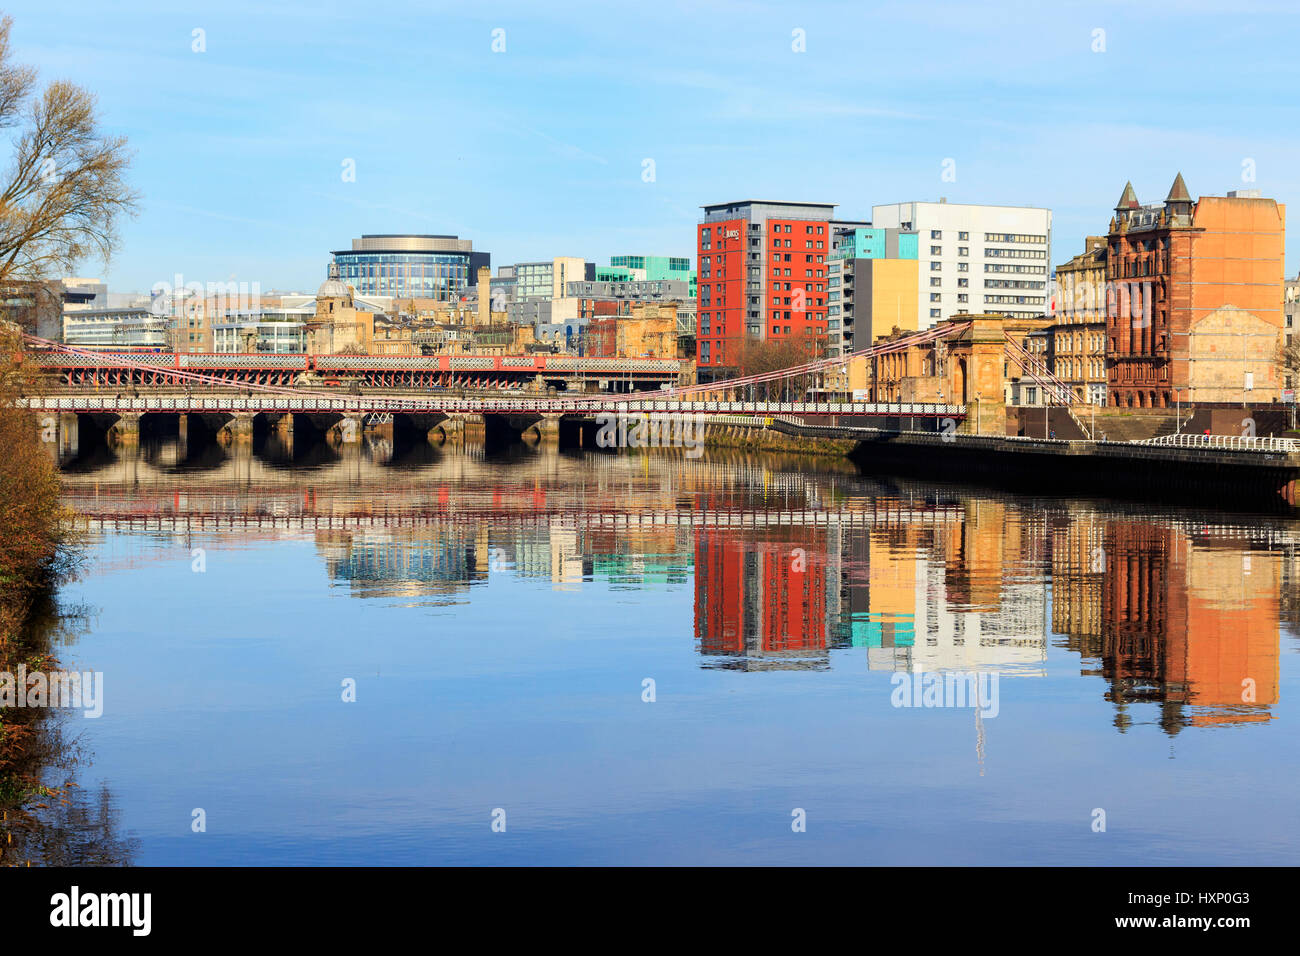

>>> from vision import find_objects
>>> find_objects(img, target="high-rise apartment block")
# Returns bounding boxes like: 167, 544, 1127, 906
870, 200, 1053, 325
696, 200, 835, 376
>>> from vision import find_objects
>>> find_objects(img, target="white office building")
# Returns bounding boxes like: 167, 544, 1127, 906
871, 200, 1052, 326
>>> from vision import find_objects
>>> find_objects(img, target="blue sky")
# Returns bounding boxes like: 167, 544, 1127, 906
7, 0, 1298, 292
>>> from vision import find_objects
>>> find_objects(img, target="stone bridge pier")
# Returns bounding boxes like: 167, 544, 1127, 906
218, 413, 255, 444
32, 411, 80, 459
522, 414, 562, 444
109, 412, 142, 445
431, 414, 487, 444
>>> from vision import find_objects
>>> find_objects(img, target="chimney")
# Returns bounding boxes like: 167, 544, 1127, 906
477, 266, 490, 326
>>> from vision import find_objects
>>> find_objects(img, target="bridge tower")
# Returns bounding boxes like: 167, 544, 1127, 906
957, 315, 1008, 435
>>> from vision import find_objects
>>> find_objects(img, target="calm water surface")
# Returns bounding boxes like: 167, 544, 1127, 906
33, 432, 1300, 865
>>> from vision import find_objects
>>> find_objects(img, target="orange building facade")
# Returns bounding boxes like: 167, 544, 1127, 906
1106, 175, 1286, 408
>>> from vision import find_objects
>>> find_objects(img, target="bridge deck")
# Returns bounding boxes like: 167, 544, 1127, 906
19, 395, 965, 418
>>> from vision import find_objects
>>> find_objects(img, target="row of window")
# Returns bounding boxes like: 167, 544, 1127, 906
925, 277, 1044, 289
771, 296, 826, 306
770, 281, 826, 291
984, 294, 1046, 305
985, 263, 1047, 275
984, 232, 1047, 244
771, 238, 826, 249
771, 268, 826, 278
985, 247, 1047, 259
770, 224, 826, 235
1054, 332, 1106, 352
1054, 357, 1105, 380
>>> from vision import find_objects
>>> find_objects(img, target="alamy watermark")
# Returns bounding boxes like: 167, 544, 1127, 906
595, 412, 705, 458
0, 665, 103, 718
890, 670, 999, 718
149, 273, 262, 318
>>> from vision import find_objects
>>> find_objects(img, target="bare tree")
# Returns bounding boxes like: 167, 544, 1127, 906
1280, 340, 1300, 386
732, 329, 827, 400
0, 14, 137, 286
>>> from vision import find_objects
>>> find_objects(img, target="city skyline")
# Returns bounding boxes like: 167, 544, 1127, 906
6, 0, 1298, 292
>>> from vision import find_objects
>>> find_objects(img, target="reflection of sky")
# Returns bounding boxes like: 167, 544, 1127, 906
55, 515, 1300, 866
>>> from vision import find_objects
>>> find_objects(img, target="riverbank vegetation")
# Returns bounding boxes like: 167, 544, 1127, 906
0, 8, 136, 840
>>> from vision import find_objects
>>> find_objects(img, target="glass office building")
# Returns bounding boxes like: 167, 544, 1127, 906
608, 255, 695, 298
331, 234, 490, 302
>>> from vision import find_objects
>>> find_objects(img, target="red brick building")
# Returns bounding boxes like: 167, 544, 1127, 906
1106, 175, 1286, 407
696, 200, 835, 379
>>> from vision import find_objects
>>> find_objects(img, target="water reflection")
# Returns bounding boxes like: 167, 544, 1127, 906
59, 433, 1300, 738
0, 596, 138, 867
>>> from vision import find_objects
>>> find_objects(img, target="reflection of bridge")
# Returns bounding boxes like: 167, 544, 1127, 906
63, 504, 966, 534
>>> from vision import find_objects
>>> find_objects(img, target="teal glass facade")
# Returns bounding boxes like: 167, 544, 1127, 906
833, 228, 919, 261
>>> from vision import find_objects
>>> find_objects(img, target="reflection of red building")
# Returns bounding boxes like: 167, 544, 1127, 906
694, 528, 828, 667
1086, 522, 1279, 732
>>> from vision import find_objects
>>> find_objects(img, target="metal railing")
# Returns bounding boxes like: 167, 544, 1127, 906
1132, 433, 1300, 453
16, 395, 967, 418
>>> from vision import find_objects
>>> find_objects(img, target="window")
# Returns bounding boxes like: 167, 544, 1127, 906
931, 245, 942, 255
984, 232, 1047, 244
931, 230, 942, 239
930, 277, 941, 287
958, 294, 968, 303
958, 247, 968, 257
930, 293, 941, 302
931, 262, 942, 271
930, 308, 941, 318
958, 231, 969, 241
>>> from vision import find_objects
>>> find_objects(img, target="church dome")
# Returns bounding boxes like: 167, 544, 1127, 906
317, 262, 351, 299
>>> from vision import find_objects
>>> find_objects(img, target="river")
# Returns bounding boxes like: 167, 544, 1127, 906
26, 429, 1300, 865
